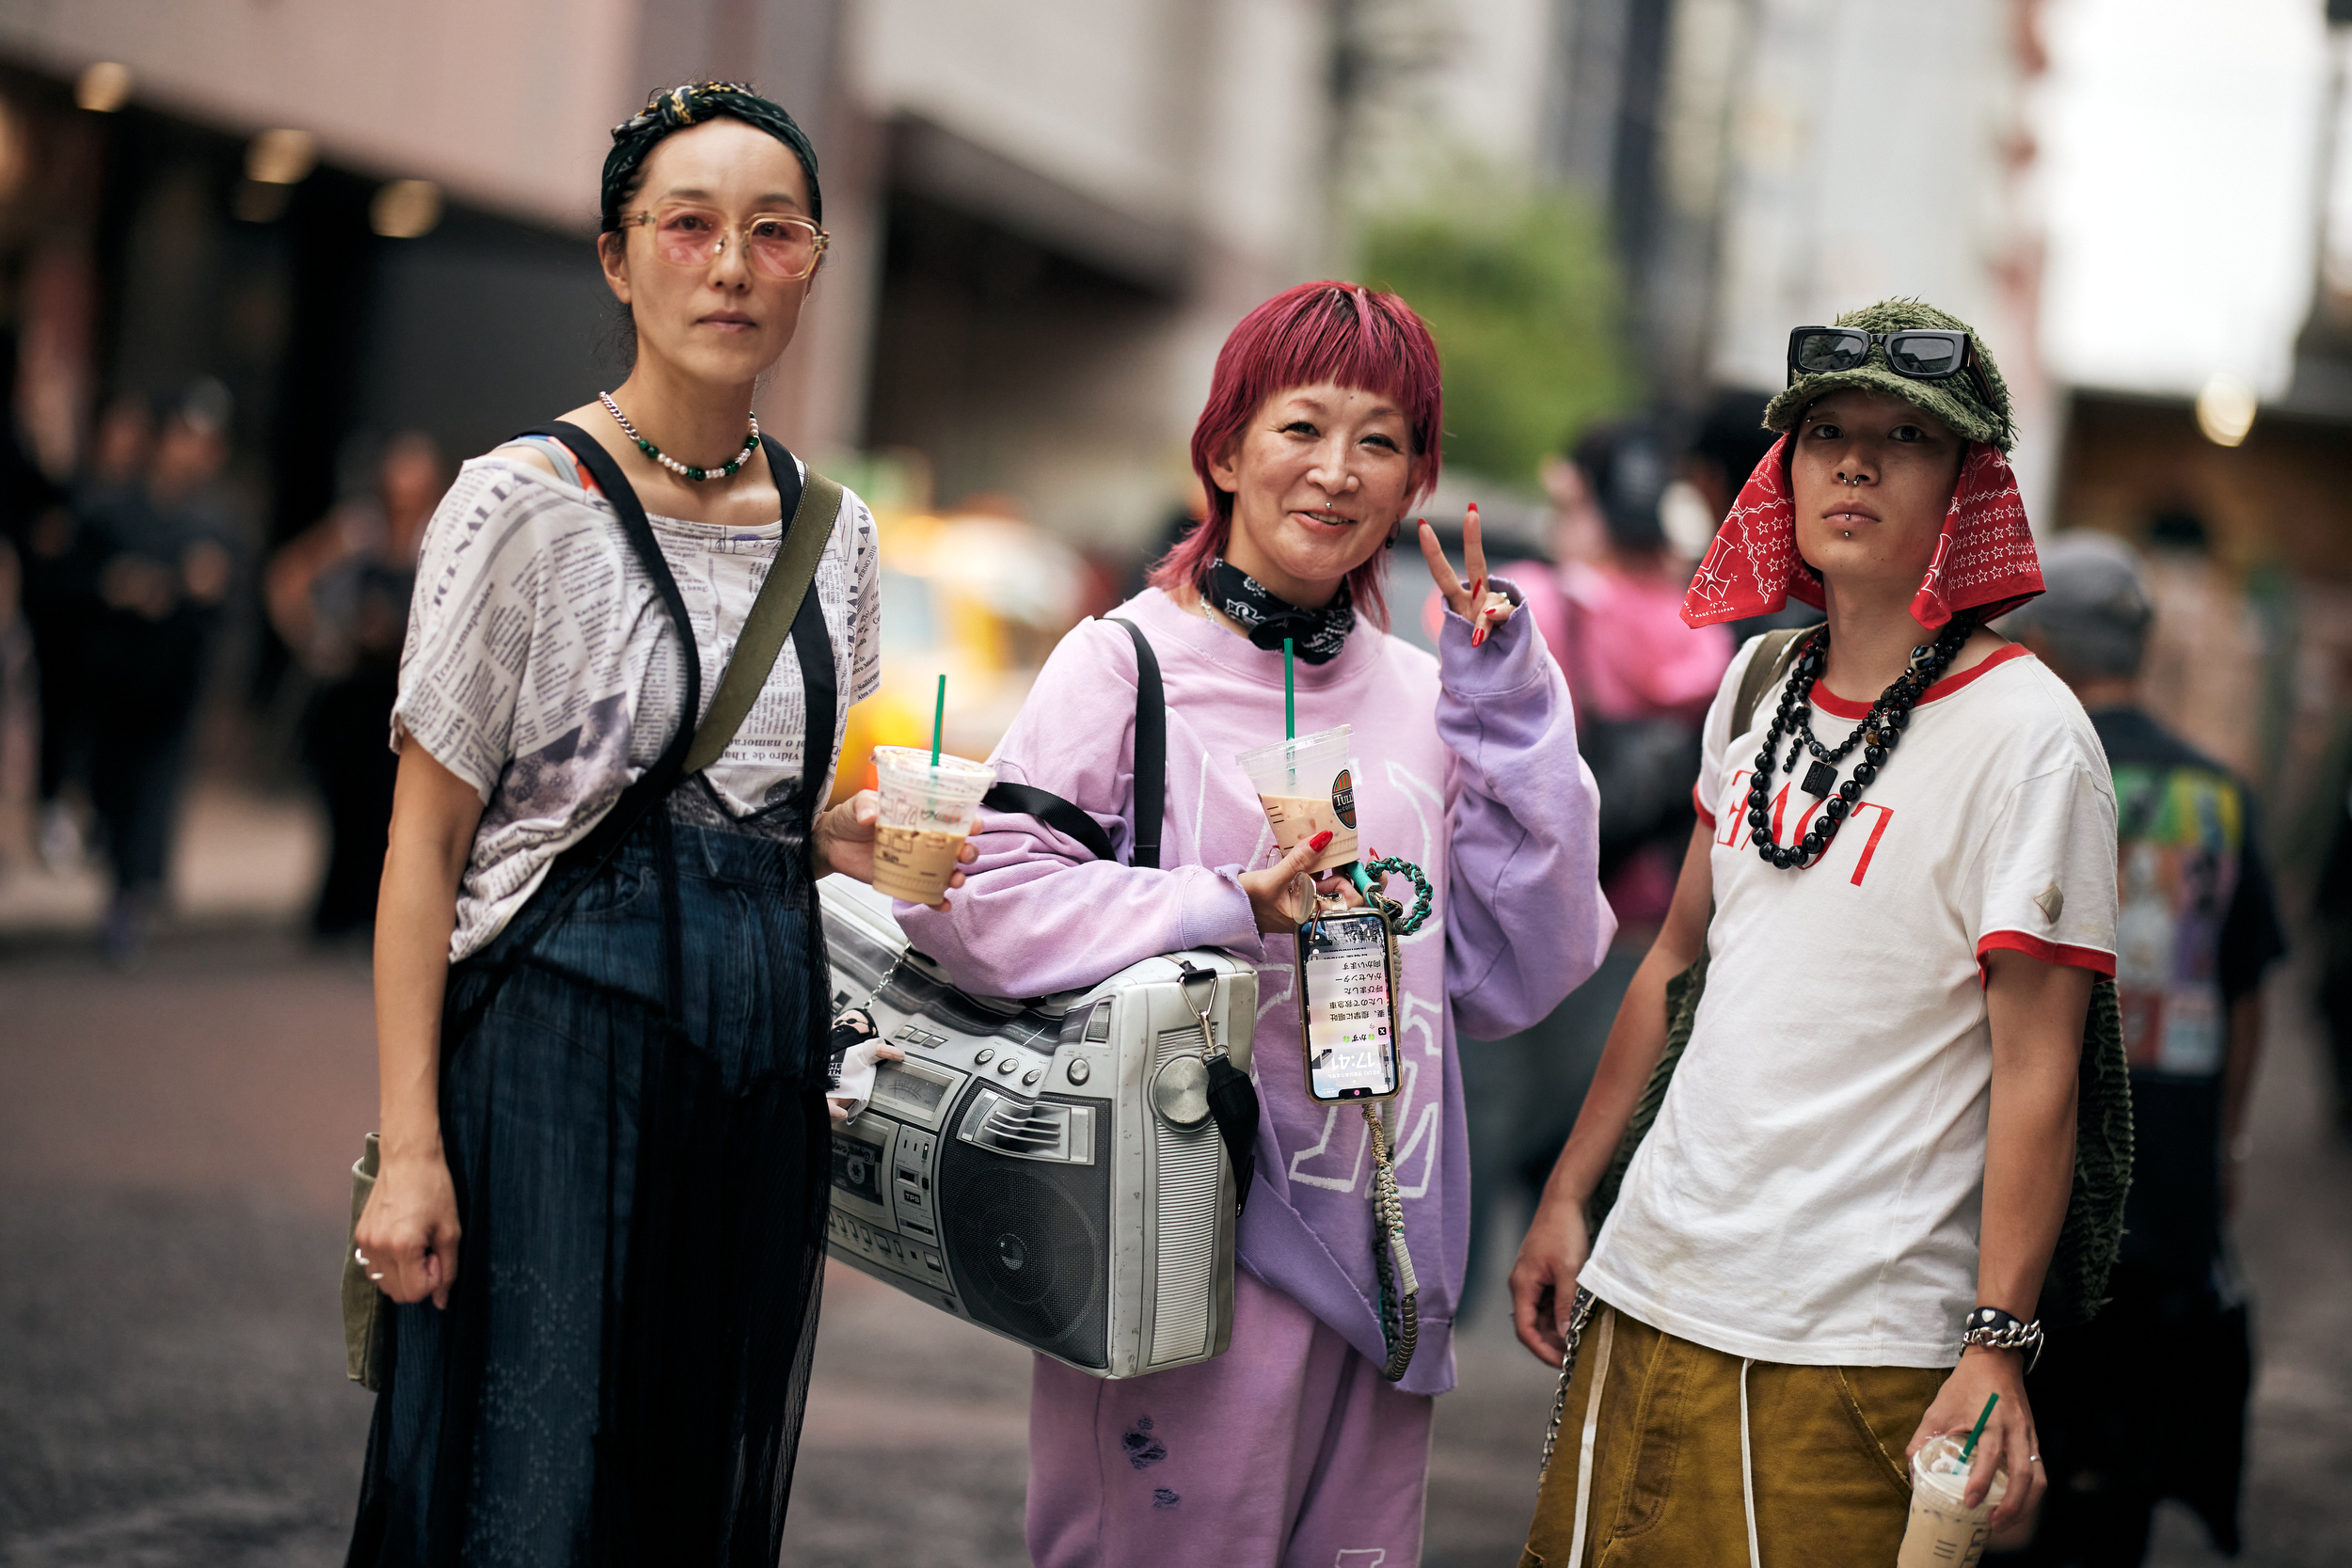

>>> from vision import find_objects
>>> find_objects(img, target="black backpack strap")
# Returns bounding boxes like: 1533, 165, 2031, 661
977, 613, 1166, 868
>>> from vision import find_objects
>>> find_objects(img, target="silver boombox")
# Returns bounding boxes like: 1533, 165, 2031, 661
818, 877, 1259, 1378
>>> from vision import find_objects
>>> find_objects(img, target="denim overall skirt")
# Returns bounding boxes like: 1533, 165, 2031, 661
349, 428, 838, 1567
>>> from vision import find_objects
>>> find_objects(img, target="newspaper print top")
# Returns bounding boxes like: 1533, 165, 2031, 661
1682, 436, 2042, 632
394, 454, 881, 959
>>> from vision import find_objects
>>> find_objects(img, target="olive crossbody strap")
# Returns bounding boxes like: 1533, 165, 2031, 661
685, 442, 846, 775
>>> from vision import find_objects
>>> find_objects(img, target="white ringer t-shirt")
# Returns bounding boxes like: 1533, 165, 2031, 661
1578, 637, 2119, 1367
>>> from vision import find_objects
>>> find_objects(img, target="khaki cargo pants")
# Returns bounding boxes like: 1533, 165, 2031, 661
1520, 1307, 1945, 1566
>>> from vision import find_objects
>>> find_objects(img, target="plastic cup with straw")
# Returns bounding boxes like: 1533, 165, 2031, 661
1235, 637, 1358, 875
1895, 1392, 2010, 1568
870, 673, 994, 904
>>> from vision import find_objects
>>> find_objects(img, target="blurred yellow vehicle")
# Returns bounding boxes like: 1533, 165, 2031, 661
833, 507, 1094, 803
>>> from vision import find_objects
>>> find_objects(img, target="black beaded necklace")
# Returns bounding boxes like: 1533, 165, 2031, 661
1742, 613, 1979, 870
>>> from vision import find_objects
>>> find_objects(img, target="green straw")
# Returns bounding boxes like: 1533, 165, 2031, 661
930, 673, 946, 766
1960, 1392, 1999, 1462
1283, 638, 1295, 741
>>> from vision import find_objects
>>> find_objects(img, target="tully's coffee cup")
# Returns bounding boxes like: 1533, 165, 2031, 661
871, 747, 996, 904
1897, 1433, 2010, 1568
1236, 725, 1359, 875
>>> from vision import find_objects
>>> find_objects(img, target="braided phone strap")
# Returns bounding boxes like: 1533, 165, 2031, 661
1363, 1102, 1419, 1381
1359, 856, 1433, 935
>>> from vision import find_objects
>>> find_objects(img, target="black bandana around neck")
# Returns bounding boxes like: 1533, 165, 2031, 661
1204, 560, 1356, 664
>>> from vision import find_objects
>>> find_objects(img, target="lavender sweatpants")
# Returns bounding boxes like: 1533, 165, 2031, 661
1026, 1271, 1436, 1568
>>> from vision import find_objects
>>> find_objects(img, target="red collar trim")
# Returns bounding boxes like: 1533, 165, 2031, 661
1811, 642, 2030, 720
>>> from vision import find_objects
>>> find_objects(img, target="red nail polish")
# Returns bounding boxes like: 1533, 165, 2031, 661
1309, 831, 1334, 851
1470, 626, 1486, 648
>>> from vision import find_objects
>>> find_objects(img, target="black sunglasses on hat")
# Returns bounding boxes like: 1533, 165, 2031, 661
1786, 326, 1997, 407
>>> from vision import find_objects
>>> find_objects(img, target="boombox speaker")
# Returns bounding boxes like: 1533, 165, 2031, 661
818, 876, 1257, 1377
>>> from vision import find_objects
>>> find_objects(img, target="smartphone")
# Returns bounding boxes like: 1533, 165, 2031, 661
1295, 909, 1402, 1102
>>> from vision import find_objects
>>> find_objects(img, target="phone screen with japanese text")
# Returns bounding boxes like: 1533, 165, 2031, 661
1297, 910, 1402, 1101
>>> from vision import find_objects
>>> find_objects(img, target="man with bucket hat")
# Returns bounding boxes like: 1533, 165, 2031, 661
1511, 300, 2122, 1563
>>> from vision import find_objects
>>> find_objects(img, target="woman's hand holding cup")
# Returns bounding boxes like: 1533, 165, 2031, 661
817, 786, 978, 911
1418, 502, 1517, 648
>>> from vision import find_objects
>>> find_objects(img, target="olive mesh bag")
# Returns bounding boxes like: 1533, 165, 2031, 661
1585, 627, 2133, 1328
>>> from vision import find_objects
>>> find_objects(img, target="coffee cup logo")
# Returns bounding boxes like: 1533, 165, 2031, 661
1332, 769, 1357, 829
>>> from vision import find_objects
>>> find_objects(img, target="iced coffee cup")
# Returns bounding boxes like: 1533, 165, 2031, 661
1236, 725, 1359, 875
870, 746, 995, 904
1897, 1433, 2010, 1568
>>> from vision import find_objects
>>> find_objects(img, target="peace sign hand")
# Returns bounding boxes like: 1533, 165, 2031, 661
1417, 503, 1517, 648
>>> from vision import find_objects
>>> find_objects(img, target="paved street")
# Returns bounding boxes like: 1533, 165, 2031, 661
1, 930, 2346, 1566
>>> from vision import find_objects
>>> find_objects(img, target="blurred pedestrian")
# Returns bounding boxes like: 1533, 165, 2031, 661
1453, 419, 1733, 1315
267, 431, 445, 936
346, 81, 931, 1564
23, 392, 148, 871
2319, 768, 2352, 1134
1996, 531, 2285, 1567
81, 382, 238, 963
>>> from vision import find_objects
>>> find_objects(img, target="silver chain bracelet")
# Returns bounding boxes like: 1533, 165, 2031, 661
1960, 1306, 2045, 1371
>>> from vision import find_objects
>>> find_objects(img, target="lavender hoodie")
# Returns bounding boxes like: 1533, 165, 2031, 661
897, 584, 1612, 1394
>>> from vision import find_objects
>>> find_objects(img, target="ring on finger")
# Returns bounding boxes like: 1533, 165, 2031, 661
354, 1247, 370, 1267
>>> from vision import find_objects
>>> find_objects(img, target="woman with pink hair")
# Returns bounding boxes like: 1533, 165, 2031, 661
898, 281, 1612, 1565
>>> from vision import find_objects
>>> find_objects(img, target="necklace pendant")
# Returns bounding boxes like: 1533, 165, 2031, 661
1801, 759, 1837, 799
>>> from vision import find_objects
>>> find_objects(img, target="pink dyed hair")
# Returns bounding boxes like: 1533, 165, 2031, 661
1151, 281, 1444, 628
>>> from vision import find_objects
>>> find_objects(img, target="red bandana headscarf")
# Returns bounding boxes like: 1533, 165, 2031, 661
1681, 437, 2042, 631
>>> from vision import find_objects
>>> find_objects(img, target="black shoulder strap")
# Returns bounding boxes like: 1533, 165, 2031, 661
978, 614, 1165, 867
527, 421, 698, 865
1109, 616, 1165, 870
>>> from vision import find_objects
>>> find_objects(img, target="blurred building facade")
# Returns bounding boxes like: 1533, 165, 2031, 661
0, 0, 1350, 564
3, 2, 2347, 832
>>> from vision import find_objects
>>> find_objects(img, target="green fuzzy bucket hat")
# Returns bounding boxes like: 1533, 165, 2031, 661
1762, 298, 2016, 452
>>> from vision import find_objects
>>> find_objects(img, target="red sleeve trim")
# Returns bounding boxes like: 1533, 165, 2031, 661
1975, 929, 2117, 987
1692, 780, 1715, 826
